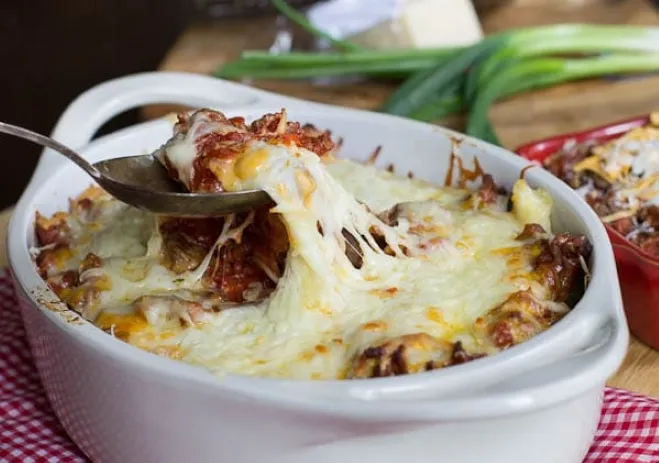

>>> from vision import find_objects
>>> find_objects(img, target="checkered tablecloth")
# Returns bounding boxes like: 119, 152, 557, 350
1, 270, 658, 463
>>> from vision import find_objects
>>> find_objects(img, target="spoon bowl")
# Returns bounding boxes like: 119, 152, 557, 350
94, 155, 272, 216
0, 122, 272, 217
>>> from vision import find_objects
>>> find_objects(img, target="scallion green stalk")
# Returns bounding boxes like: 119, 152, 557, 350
467, 53, 659, 144
468, 25, 659, 104
379, 36, 508, 116
216, 48, 457, 79
238, 48, 458, 66
408, 95, 463, 122
216, 58, 439, 79
383, 25, 659, 118
407, 80, 464, 121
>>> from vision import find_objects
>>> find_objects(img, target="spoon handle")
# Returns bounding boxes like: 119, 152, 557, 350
0, 122, 101, 179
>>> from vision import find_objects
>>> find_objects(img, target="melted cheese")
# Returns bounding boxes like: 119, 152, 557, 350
38, 116, 565, 380
154, 115, 243, 188
324, 159, 467, 211
570, 119, 659, 223
511, 179, 552, 232
575, 124, 659, 187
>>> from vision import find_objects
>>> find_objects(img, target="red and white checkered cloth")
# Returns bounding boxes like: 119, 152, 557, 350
1, 270, 658, 463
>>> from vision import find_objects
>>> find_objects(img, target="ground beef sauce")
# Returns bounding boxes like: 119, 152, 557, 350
349, 335, 489, 378
534, 233, 592, 303
158, 208, 289, 304
542, 115, 659, 256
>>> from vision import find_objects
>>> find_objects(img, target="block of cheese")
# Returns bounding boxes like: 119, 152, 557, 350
348, 0, 484, 49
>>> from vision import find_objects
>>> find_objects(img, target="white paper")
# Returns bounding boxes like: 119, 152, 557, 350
307, 0, 403, 40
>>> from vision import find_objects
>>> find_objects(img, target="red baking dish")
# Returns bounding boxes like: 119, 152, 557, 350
515, 114, 659, 350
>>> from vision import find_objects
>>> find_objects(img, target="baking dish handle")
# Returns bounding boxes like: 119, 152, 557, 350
456, 273, 629, 401
28, 71, 307, 187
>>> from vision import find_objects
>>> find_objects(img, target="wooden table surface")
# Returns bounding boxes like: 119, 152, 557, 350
4, 0, 659, 396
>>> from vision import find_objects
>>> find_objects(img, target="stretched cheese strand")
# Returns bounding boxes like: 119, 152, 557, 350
208, 141, 409, 329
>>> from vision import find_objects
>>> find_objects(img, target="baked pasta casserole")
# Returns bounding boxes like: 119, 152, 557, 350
33, 109, 591, 380
544, 113, 659, 255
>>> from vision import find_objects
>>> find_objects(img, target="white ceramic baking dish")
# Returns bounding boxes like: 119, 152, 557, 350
8, 72, 628, 463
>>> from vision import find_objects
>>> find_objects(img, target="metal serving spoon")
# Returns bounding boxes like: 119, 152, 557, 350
0, 122, 271, 217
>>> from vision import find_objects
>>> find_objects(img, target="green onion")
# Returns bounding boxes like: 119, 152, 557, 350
468, 53, 659, 144
408, 94, 463, 122
468, 25, 659, 104
239, 48, 458, 66
379, 35, 508, 117
216, 58, 437, 79
271, 0, 362, 52
408, 80, 464, 121
387, 24, 659, 118
216, 3, 659, 147
216, 48, 456, 79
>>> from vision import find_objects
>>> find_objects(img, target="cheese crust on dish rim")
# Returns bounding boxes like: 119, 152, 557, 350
33, 109, 590, 381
